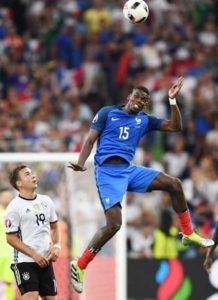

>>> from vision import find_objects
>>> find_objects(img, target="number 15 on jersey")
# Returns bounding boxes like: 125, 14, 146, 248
119, 127, 129, 140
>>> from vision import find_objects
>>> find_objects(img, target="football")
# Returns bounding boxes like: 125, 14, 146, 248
123, 0, 149, 24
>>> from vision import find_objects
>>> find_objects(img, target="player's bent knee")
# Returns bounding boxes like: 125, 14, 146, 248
107, 221, 122, 234
171, 177, 183, 193
42, 296, 57, 300
22, 291, 39, 300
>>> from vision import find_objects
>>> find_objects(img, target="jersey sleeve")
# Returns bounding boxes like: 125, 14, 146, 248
48, 198, 58, 223
147, 115, 164, 131
91, 106, 112, 132
5, 204, 20, 234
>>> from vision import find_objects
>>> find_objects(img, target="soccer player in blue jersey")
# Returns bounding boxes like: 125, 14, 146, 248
68, 77, 214, 293
204, 221, 218, 273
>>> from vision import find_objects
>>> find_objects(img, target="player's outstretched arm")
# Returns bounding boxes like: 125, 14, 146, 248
160, 77, 184, 132
204, 226, 218, 273
68, 128, 100, 171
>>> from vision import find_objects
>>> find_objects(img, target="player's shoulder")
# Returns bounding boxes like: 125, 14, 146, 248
5, 196, 20, 212
36, 193, 52, 203
139, 111, 157, 119
93, 106, 119, 123
139, 111, 149, 116
97, 105, 118, 114
36, 194, 55, 208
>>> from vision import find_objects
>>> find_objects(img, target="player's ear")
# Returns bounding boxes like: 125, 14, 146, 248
16, 180, 22, 189
145, 96, 150, 103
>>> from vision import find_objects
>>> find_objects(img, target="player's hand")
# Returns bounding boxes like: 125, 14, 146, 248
68, 162, 87, 172
168, 77, 184, 99
32, 252, 49, 268
47, 245, 61, 262
203, 257, 212, 273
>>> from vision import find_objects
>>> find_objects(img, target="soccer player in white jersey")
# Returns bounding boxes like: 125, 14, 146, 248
5, 164, 61, 300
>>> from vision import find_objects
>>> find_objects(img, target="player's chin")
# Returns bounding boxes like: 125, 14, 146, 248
131, 106, 142, 113
133, 103, 145, 111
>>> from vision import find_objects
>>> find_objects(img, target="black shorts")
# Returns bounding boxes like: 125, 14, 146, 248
11, 262, 57, 296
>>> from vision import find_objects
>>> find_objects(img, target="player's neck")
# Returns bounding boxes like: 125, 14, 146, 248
19, 190, 37, 200
123, 105, 138, 114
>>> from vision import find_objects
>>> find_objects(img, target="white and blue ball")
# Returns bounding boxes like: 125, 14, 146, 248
123, 0, 149, 24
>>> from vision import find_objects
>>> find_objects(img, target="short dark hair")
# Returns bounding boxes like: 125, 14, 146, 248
134, 86, 150, 96
9, 164, 28, 190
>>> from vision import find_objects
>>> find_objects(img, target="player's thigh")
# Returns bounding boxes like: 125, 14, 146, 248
147, 172, 176, 192
22, 291, 39, 300
11, 262, 39, 296
105, 203, 122, 226
128, 165, 160, 192
42, 296, 57, 300
39, 263, 57, 297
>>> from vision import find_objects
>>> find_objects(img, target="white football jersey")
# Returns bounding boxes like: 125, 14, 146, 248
5, 194, 58, 263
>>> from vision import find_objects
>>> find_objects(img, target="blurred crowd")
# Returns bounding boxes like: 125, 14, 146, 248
0, 0, 217, 259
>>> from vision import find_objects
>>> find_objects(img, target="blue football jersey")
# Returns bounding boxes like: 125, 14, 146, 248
91, 106, 163, 165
